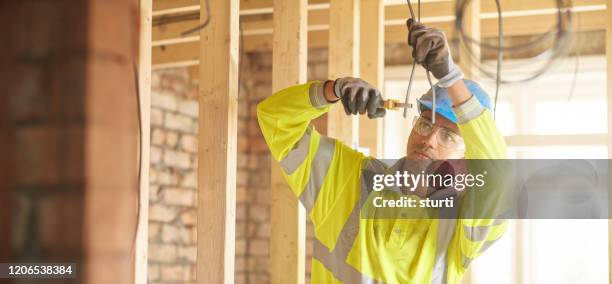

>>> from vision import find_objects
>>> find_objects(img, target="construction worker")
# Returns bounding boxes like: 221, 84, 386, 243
257, 21, 507, 284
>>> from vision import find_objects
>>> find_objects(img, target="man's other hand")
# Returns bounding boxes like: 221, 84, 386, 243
330, 77, 386, 119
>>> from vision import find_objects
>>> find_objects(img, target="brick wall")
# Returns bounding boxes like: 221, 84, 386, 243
147, 49, 330, 283
2, 0, 141, 283
148, 69, 199, 283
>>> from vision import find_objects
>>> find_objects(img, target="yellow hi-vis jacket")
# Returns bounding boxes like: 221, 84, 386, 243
257, 81, 508, 284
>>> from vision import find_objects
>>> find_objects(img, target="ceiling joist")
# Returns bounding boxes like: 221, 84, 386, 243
152, 8, 607, 69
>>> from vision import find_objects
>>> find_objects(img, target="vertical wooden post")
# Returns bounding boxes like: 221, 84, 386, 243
359, 0, 384, 157
197, 0, 239, 283
606, 0, 612, 281
270, 0, 308, 283
457, 2, 480, 283
328, 0, 360, 146
135, 0, 152, 283
85, 0, 141, 282
458, 0, 481, 79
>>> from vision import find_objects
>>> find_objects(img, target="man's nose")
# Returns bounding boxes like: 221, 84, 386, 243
422, 129, 439, 148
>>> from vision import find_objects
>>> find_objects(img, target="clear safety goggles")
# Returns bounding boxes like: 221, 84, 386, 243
412, 116, 465, 149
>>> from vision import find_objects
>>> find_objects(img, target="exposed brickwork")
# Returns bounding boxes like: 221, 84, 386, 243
147, 48, 331, 283
2, 1, 140, 283
148, 69, 199, 284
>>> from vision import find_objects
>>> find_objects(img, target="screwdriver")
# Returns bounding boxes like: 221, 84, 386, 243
383, 99, 412, 111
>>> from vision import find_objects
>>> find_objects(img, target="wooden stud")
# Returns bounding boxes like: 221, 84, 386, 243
270, 0, 308, 282
457, 2, 480, 281
328, 0, 360, 146
458, 0, 481, 79
606, 1, 612, 281
84, 0, 141, 282
197, 0, 239, 283
457, 2, 480, 282
359, 0, 384, 157
135, 0, 152, 283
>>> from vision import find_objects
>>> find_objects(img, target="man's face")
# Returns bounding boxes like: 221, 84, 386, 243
405, 110, 465, 160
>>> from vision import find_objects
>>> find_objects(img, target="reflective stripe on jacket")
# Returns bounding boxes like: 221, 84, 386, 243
256, 81, 508, 284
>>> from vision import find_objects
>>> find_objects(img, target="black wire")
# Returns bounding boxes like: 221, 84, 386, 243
407, 0, 415, 19
179, 0, 245, 98
403, 0, 436, 121
130, 61, 143, 262
181, 0, 211, 36
403, 0, 416, 118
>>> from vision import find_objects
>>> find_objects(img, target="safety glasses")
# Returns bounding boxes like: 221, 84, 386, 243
412, 116, 465, 149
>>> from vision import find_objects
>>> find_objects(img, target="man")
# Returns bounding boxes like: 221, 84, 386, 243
257, 21, 507, 283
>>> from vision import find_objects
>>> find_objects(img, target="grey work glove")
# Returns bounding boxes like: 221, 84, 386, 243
333, 77, 386, 119
407, 19, 464, 88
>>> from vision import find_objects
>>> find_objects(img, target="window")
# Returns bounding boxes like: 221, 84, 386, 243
384, 55, 609, 284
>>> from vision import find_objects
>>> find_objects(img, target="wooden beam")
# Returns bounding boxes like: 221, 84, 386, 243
270, 0, 308, 283
85, 0, 140, 282
455, 4, 478, 280
152, 0, 604, 17
153, 0, 328, 16
152, 9, 608, 69
152, 9, 329, 46
197, 0, 238, 283
480, 0, 602, 14
458, 0, 480, 79
328, 0, 360, 145
505, 134, 607, 147
359, 0, 384, 157
135, 0, 152, 283
152, 7, 607, 48
606, 1, 612, 281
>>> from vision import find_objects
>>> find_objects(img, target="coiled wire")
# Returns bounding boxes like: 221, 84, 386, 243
404, 0, 574, 120
455, 0, 573, 117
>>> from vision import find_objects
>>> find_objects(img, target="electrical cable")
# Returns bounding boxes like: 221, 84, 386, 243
455, 0, 573, 84
179, 0, 245, 98
456, 0, 573, 118
403, 0, 438, 124
130, 60, 143, 264
181, 0, 211, 36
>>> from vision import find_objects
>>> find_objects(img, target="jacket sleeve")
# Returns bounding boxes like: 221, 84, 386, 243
445, 96, 510, 283
256, 81, 366, 249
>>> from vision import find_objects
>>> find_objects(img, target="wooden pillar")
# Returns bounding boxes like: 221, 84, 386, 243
606, 0, 612, 281
458, 0, 481, 79
85, 0, 141, 282
135, 0, 152, 283
197, 0, 239, 283
270, 0, 308, 283
328, 0, 360, 146
358, 0, 384, 157
457, 2, 480, 283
